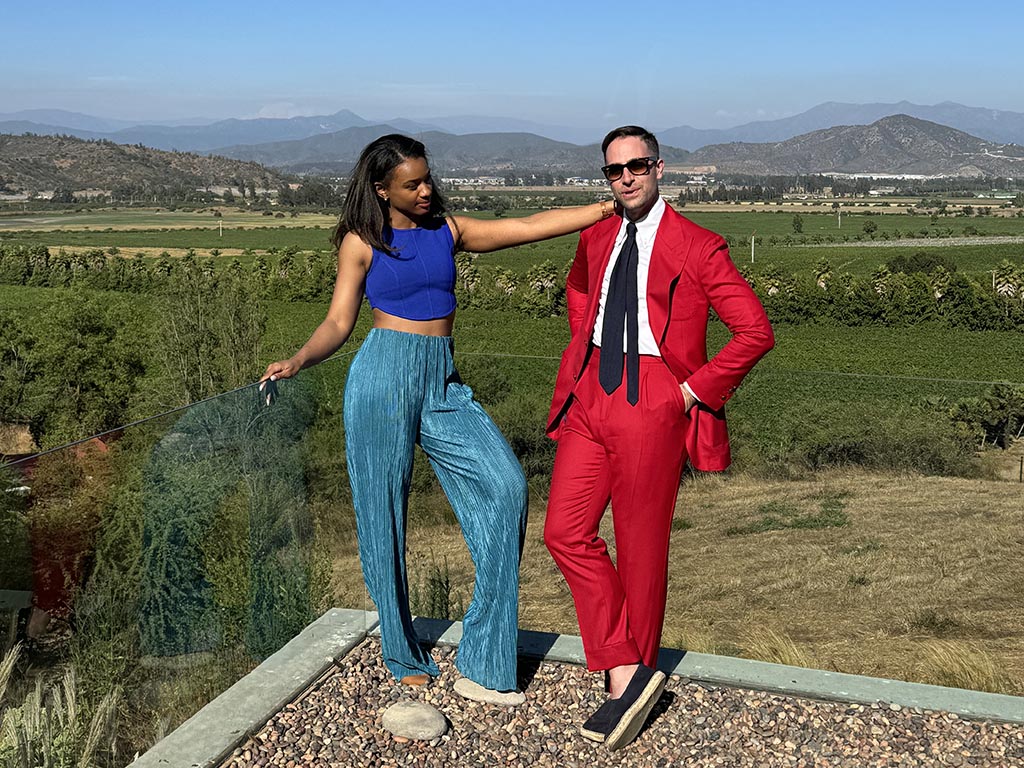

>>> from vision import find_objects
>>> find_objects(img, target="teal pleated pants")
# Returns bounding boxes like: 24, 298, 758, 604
343, 328, 527, 691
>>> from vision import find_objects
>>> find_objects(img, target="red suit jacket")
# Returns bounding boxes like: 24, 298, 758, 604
546, 204, 774, 472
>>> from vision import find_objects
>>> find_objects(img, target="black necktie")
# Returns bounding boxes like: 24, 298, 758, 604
598, 221, 640, 405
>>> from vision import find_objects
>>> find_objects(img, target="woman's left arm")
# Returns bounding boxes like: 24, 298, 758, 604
449, 201, 613, 253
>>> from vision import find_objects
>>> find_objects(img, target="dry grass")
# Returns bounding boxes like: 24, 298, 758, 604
988, 440, 1024, 482
0, 643, 19, 705
0, 423, 35, 455
919, 640, 1012, 694
329, 468, 1024, 695
740, 627, 817, 669
0, 664, 121, 766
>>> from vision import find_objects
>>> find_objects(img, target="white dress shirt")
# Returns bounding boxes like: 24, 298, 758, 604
591, 196, 700, 403
591, 195, 666, 355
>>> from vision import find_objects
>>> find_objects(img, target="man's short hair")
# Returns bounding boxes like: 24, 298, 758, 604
602, 126, 659, 158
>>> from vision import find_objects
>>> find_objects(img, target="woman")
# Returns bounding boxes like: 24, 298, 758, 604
261, 134, 614, 701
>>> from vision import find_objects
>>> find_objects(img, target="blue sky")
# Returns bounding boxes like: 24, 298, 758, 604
4, 0, 1023, 134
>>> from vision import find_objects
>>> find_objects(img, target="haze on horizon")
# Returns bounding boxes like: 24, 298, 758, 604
5, 0, 1024, 139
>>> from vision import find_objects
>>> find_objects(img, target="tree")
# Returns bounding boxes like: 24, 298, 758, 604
455, 253, 480, 298
493, 267, 518, 296
887, 251, 957, 276
51, 187, 76, 204
929, 266, 952, 300
993, 260, 1021, 299
871, 265, 893, 296
813, 259, 833, 291
21, 295, 147, 446
791, 214, 803, 234
0, 315, 35, 427
157, 261, 265, 403
519, 260, 564, 316
863, 219, 878, 235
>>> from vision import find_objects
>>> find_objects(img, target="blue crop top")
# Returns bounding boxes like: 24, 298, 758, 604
364, 219, 458, 321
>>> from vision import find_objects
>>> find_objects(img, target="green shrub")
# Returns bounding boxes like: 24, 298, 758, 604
887, 251, 958, 275
754, 402, 978, 477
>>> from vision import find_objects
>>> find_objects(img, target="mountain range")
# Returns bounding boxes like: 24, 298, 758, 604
2, 115, 1023, 193
213, 114, 1024, 178
214, 126, 691, 176
681, 114, 1024, 177
3, 101, 1024, 153
657, 101, 1024, 150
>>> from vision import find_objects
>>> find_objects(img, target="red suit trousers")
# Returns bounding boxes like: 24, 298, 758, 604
545, 348, 690, 671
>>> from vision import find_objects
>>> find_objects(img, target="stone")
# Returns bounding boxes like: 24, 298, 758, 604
381, 701, 447, 741
453, 677, 526, 706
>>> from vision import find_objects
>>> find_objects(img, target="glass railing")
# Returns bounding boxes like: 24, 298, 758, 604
2, 346, 1022, 766
0, 358, 371, 767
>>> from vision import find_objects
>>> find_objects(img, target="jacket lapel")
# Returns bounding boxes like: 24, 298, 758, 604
645, 205, 689, 340
582, 217, 623, 333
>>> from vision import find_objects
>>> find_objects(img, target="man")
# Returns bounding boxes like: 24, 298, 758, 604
544, 126, 773, 750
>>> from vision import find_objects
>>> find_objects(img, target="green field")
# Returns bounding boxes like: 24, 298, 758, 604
467, 234, 1024, 283
8, 279, 1018, 481
3, 208, 1020, 285
0, 224, 336, 252
681, 208, 1024, 240
3, 205, 1022, 479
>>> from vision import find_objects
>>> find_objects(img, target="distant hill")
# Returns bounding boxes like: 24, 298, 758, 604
0, 134, 291, 193
103, 109, 381, 152
683, 115, 1024, 176
0, 109, 211, 131
4, 115, 1020, 190
7, 101, 1024, 157
411, 115, 592, 144
0, 110, 445, 153
660, 101, 1024, 150
0, 121, 104, 142
213, 126, 692, 176
0, 108, 591, 149
213, 124, 405, 170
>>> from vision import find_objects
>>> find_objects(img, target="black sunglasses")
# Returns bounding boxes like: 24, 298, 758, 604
601, 156, 658, 182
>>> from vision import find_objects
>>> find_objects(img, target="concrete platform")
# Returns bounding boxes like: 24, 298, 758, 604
131, 608, 1024, 767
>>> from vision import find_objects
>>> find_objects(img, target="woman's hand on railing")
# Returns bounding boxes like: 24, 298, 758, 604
261, 359, 300, 383
259, 359, 300, 406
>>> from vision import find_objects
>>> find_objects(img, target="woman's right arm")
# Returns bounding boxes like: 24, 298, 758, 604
449, 201, 614, 254
260, 233, 371, 382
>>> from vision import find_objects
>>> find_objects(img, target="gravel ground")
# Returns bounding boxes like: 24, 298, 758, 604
221, 638, 1024, 768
